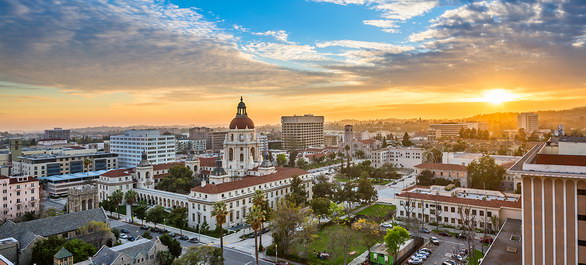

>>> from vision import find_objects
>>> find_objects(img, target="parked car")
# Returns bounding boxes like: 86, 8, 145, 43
179, 235, 189, 240
407, 257, 424, 264
119, 234, 128, 239
161, 229, 169, 234
380, 222, 393, 228
413, 253, 428, 260
419, 248, 432, 254
188, 237, 200, 243
454, 254, 465, 261
127, 236, 135, 241
480, 236, 494, 244
168, 232, 177, 237
120, 228, 129, 234
430, 236, 440, 245
442, 260, 457, 265
456, 233, 467, 239
419, 227, 430, 233
140, 225, 149, 230
150, 227, 160, 233
438, 231, 452, 237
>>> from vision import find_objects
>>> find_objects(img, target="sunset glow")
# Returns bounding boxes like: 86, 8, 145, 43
480, 89, 520, 105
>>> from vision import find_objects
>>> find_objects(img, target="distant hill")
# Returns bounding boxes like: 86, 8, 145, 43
465, 106, 586, 131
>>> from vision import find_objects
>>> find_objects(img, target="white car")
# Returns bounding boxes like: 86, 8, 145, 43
380, 222, 393, 228
120, 233, 128, 239
408, 257, 424, 264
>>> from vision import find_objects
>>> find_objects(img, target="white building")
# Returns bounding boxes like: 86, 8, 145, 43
395, 185, 521, 231
176, 139, 206, 154
371, 147, 424, 169
110, 130, 176, 168
442, 152, 520, 167
12, 152, 118, 178
257, 134, 269, 152
517, 113, 539, 132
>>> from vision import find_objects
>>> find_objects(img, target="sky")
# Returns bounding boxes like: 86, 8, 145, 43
1, 0, 585, 131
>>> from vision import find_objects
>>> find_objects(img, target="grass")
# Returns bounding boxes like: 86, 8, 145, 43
294, 224, 378, 265
467, 249, 484, 265
371, 179, 391, 185
334, 177, 352, 183
355, 204, 396, 218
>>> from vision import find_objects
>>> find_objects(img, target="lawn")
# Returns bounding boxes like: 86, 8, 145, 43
467, 249, 484, 265
334, 177, 352, 183
296, 224, 378, 265
356, 204, 396, 218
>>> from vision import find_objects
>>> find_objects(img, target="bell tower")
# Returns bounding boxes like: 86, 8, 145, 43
135, 150, 154, 189
223, 97, 261, 178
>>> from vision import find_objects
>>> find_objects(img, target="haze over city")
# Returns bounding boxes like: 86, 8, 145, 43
2, 0, 586, 130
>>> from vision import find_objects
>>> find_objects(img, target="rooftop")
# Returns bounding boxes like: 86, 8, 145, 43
397, 186, 521, 209
414, 163, 467, 171
39, 169, 118, 182
480, 219, 522, 265
191, 167, 308, 194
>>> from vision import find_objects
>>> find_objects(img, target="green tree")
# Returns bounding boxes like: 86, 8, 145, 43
31, 236, 66, 265
157, 250, 175, 265
146, 205, 167, 228
156, 165, 196, 194
467, 155, 505, 190
310, 197, 331, 223
134, 204, 148, 224
247, 206, 264, 265
125, 190, 138, 223
416, 169, 435, 186
142, 230, 153, 239
384, 226, 410, 263
286, 175, 307, 206
269, 201, 317, 255
516, 128, 527, 141
159, 234, 182, 258
169, 207, 188, 235
312, 174, 334, 199
173, 246, 223, 265
356, 174, 377, 203
63, 239, 97, 262
252, 190, 270, 248
344, 145, 351, 168
211, 201, 229, 258
276, 153, 287, 167
401, 132, 413, 147
424, 147, 442, 163
352, 219, 381, 258
355, 149, 365, 159
296, 158, 308, 169
288, 151, 298, 167
110, 189, 124, 219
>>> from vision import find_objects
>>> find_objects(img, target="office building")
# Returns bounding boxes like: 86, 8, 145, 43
281, 114, 324, 150
110, 130, 176, 168
176, 139, 206, 153
0, 176, 40, 222
43, 128, 71, 140
508, 136, 586, 265
257, 134, 269, 152
324, 133, 342, 146
12, 152, 118, 178
517, 112, 539, 132
189, 127, 213, 150
414, 163, 468, 186
211, 131, 228, 152
371, 147, 424, 169
427, 122, 489, 140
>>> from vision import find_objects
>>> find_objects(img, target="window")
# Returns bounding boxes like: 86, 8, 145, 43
578, 215, 586, 221
578, 189, 586, 196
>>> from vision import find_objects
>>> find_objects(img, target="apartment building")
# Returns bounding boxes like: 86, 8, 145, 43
0, 176, 40, 222
395, 185, 521, 231
508, 136, 586, 265
517, 113, 539, 132
110, 130, 176, 168
281, 115, 324, 150
43, 128, 71, 140
12, 152, 118, 178
188, 127, 213, 150
371, 147, 424, 169
175, 139, 206, 153
257, 134, 269, 152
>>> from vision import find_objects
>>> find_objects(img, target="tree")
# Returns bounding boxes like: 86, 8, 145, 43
401, 132, 413, 147
63, 239, 97, 262
424, 147, 442, 163
276, 154, 287, 166
110, 189, 124, 219
269, 201, 317, 255
356, 175, 377, 203
31, 236, 97, 265
252, 190, 270, 248
327, 201, 346, 223
467, 155, 505, 190
134, 204, 148, 224
416, 169, 435, 186
286, 175, 308, 206
247, 206, 264, 265
328, 225, 358, 265
211, 201, 229, 258
157, 250, 175, 265
160, 234, 182, 258
352, 219, 381, 259
384, 226, 410, 264
125, 190, 138, 223
296, 158, 308, 169
78, 221, 113, 247
310, 197, 331, 223
173, 246, 223, 265
146, 205, 167, 228
169, 207, 188, 235
288, 151, 298, 167
457, 204, 477, 262
312, 174, 334, 199
381, 137, 388, 148
143, 230, 153, 239
328, 152, 336, 161
355, 150, 365, 159
344, 145, 351, 168
156, 165, 196, 194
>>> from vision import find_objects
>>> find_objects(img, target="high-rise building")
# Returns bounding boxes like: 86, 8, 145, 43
211, 131, 228, 152
517, 113, 539, 132
43, 128, 71, 140
110, 130, 176, 168
281, 115, 324, 150
508, 136, 586, 265
189, 127, 213, 150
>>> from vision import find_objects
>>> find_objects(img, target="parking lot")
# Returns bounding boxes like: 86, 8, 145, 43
405, 234, 470, 265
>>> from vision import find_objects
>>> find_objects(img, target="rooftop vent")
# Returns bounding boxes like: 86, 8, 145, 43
506, 247, 518, 253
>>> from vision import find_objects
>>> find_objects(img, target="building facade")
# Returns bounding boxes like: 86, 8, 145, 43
188, 127, 213, 150
44, 128, 71, 140
67, 184, 99, 213
12, 152, 118, 178
517, 113, 539, 132
0, 176, 40, 222
257, 134, 269, 152
211, 131, 228, 152
110, 130, 176, 168
427, 122, 488, 140
371, 147, 424, 169
414, 163, 468, 186
508, 136, 586, 265
281, 115, 324, 150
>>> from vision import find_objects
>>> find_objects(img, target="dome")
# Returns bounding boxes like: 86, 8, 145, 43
229, 117, 255, 129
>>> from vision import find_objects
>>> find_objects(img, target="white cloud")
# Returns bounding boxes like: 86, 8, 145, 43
408, 29, 439, 42
363, 19, 398, 28
251, 30, 290, 43
316, 40, 413, 53
375, 1, 438, 20
310, 0, 371, 5
241, 42, 329, 61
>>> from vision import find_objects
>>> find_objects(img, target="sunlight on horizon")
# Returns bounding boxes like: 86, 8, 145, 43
479, 89, 520, 105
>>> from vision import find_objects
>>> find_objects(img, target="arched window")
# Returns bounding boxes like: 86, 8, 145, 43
250, 147, 255, 160
229, 148, 234, 161
231, 134, 234, 141
240, 153, 244, 162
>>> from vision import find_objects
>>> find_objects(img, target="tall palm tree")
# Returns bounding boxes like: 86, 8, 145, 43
125, 190, 137, 223
252, 190, 269, 248
211, 201, 229, 258
110, 189, 124, 219
247, 206, 264, 265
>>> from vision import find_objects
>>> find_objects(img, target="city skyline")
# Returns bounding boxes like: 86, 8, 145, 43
1, 0, 586, 130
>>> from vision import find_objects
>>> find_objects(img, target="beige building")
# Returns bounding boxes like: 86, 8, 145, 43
517, 113, 539, 132
427, 122, 488, 140
414, 163, 468, 186
508, 136, 586, 265
0, 176, 40, 222
281, 114, 324, 150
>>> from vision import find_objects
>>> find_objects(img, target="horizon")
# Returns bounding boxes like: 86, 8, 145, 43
1, 0, 586, 131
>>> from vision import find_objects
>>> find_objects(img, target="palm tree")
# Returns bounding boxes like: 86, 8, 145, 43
211, 201, 229, 258
83, 158, 92, 183
111, 189, 124, 219
125, 190, 138, 223
247, 206, 264, 265
344, 145, 351, 168
252, 190, 269, 248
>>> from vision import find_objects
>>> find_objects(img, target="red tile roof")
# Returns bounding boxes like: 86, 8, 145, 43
534, 154, 586, 167
191, 167, 308, 194
358, 139, 376, 145
199, 157, 217, 167
154, 173, 170, 179
396, 191, 521, 209
101, 169, 133, 178
415, 163, 467, 171
0, 175, 39, 184
305, 153, 326, 159
153, 162, 184, 171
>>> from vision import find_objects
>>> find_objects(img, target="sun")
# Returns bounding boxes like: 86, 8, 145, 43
481, 89, 519, 104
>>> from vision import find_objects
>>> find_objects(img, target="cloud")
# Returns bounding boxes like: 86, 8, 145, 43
374, 1, 438, 20
251, 30, 290, 43
363, 19, 400, 33
316, 40, 413, 52
241, 42, 330, 62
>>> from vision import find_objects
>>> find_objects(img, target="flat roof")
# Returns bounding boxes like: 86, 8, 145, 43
480, 219, 522, 265
39, 169, 121, 182
19, 152, 116, 160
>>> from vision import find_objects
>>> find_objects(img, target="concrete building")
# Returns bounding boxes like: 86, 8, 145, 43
175, 139, 206, 154
0, 176, 40, 222
257, 134, 269, 152
324, 133, 342, 146
395, 185, 521, 231
508, 136, 586, 265
480, 218, 522, 265
414, 163, 468, 186
67, 184, 99, 213
211, 131, 228, 152
110, 130, 176, 168
442, 152, 520, 167
371, 147, 424, 169
281, 114, 324, 150
517, 113, 539, 132
188, 127, 213, 150
39, 169, 114, 196
12, 152, 118, 178
44, 128, 71, 140
344, 125, 354, 143
427, 122, 488, 140
89, 238, 168, 265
